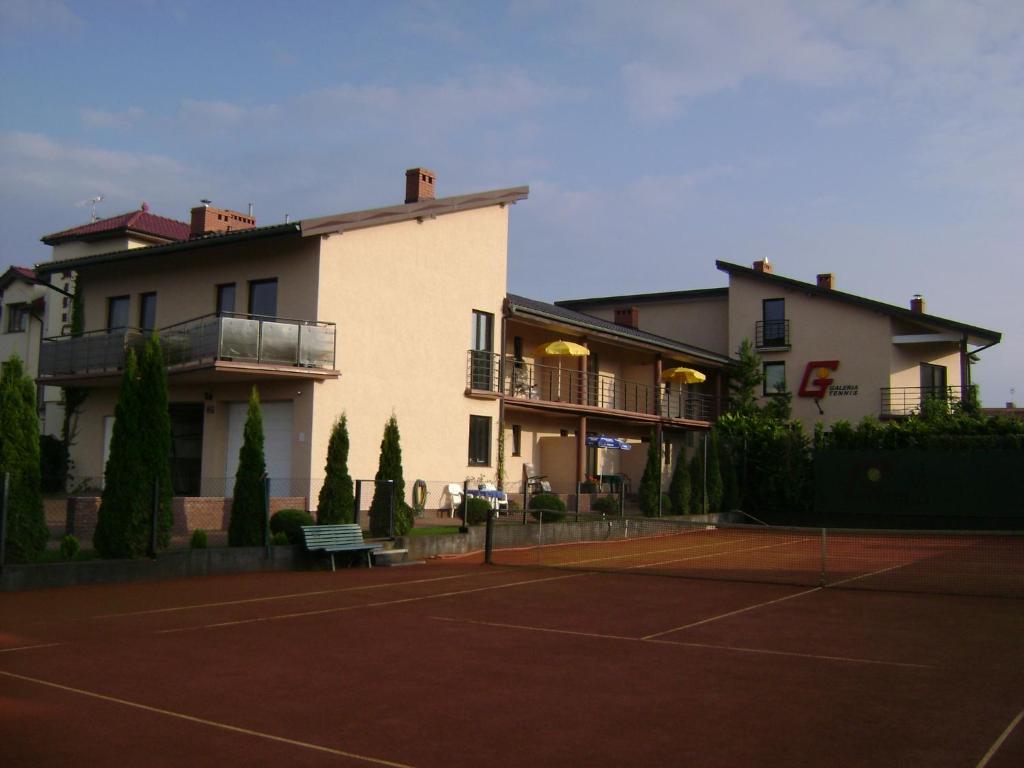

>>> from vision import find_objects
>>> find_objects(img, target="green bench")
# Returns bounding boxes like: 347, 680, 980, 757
300, 524, 382, 571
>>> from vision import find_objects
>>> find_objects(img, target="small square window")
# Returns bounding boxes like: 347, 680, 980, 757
763, 362, 786, 396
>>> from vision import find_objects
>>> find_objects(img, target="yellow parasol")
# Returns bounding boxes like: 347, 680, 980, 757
661, 367, 706, 385
533, 340, 590, 358
534, 340, 589, 401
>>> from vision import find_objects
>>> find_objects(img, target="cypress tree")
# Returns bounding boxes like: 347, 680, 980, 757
0, 355, 48, 562
667, 447, 691, 519
228, 387, 267, 546
317, 413, 354, 524
94, 350, 144, 558
137, 334, 173, 548
706, 429, 724, 512
719, 435, 741, 512
61, 282, 88, 488
728, 339, 763, 415
369, 415, 412, 537
638, 429, 661, 517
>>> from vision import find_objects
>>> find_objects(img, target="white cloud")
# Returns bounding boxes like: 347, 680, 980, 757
80, 106, 147, 130
178, 99, 281, 131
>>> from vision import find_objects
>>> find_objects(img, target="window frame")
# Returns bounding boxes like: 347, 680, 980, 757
216, 283, 236, 315
511, 424, 522, 457
763, 361, 786, 396
139, 292, 157, 331
107, 295, 130, 331
6, 304, 29, 333
468, 415, 492, 466
247, 278, 278, 318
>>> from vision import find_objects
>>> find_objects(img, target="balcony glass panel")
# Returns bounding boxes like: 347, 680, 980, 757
298, 324, 335, 368
220, 316, 260, 361
260, 320, 300, 365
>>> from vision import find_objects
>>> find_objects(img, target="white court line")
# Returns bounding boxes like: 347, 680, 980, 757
92, 571, 492, 619
0, 642, 61, 654
157, 572, 589, 634
976, 709, 1024, 768
0, 670, 414, 768
430, 616, 932, 669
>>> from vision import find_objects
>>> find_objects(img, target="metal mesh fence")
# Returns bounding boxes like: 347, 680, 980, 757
486, 513, 1024, 599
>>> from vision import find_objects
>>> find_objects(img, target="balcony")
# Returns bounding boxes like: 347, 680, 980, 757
880, 386, 966, 417
39, 313, 336, 384
466, 352, 715, 422
755, 319, 790, 349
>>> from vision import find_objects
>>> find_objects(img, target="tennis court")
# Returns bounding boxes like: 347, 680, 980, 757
2, 542, 1022, 767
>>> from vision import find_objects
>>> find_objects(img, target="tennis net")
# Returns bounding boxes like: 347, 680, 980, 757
485, 514, 1024, 598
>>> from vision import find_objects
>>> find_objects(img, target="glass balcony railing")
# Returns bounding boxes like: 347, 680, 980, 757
39, 313, 336, 378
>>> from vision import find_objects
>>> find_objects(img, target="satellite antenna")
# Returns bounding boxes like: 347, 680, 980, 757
75, 194, 105, 222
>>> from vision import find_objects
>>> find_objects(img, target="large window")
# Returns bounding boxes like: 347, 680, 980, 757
248, 279, 278, 317
107, 296, 129, 330
470, 310, 494, 390
468, 415, 491, 466
139, 292, 157, 331
761, 298, 786, 346
216, 283, 236, 314
763, 361, 786, 396
920, 363, 947, 396
6, 304, 29, 333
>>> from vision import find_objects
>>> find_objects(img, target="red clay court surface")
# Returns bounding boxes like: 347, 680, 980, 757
2, 560, 1022, 767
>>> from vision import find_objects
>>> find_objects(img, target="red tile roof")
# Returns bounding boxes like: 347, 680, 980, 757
41, 203, 190, 245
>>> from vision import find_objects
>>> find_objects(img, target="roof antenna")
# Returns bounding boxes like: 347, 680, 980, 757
75, 194, 105, 222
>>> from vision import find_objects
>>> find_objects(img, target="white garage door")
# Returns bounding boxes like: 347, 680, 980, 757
225, 401, 293, 495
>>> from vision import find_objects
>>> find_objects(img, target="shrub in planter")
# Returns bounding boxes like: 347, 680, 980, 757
59, 534, 80, 561
465, 496, 492, 526
591, 495, 619, 515
190, 529, 208, 549
271, 531, 289, 545
529, 493, 566, 522
270, 508, 315, 545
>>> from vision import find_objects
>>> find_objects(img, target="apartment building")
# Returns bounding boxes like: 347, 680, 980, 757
558, 259, 1001, 430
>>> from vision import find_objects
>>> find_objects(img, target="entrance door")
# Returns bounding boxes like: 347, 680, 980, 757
225, 401, 293, 496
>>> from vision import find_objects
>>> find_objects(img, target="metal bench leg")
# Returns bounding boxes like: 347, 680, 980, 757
367, 551, 372, 568
330, 553, 335, 572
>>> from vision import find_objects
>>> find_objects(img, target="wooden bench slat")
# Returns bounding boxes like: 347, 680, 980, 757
300, 524, 382, 571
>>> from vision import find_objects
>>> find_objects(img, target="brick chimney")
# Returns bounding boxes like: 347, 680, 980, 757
753, 259, 773, 274
190, 202, 256, 238
817, 273, 835, 290
910, 294, 925, 314
405, 167, 436, 204
614, 307, 639, 329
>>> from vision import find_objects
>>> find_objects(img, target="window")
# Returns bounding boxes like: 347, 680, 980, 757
248, 279, 277, 317
763, 362, 786, 396
762, 298, 786, 346
139, 292, 157, 331
470, 310, 494, 390
6, 304, 29, 333
511, 424, 522, 457
107, 296, 129, 330
216, 283, 236, 315
920, 363, 947, 400
468, 415, 491, 466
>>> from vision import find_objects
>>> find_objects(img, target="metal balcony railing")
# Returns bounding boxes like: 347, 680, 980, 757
465, 353, 715, 422
39, 313, 336, 378
880, 386, 965, 417
755, 319, 790, 348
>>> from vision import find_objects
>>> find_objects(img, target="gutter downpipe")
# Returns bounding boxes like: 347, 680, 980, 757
499, 301, 508, 491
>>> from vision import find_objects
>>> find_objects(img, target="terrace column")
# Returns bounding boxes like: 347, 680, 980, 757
715, 371, 723, 419
654, 355, 663, 416
577, 415, 587, 484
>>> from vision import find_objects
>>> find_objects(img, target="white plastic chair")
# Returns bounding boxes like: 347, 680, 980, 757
445, 483, 463, 518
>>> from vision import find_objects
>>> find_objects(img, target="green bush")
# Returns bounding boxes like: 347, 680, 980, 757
591, 495, 619, 515
189, 529, 208, 549
465, 497, 492, 525
529, 493, 566, 522
59, 534, 80, 561
643, 493, 672, 517
271, 531, 289, 545
270, 508, 314, 545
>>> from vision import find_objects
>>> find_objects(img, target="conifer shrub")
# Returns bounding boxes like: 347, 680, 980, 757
229, 388, 268, 547
638, 430, 662, 517
528, 493, 566, 522
668, 451, 691, 517
59, 534, 80, 561
270, 508, 315, 544
189, 529, 208, 549
591, 495, 619, 515
138, 334, 173, 548
317, 414, 355, 524
0, 355, 48, 563
369, 415, 413, 537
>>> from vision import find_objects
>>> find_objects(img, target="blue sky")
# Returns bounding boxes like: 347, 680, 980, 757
0, 0, 1020, 406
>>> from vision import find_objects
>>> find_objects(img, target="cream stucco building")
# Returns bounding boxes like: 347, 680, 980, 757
558, 259, 1001, 431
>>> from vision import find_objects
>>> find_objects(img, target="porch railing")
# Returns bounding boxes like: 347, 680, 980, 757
755, 319, 790, 348
880, 385, 965, 417
39, 313, 336, 378
465, 352, 714, 421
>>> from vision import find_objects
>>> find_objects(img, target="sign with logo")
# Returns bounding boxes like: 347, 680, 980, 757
798, 361, 839, 398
